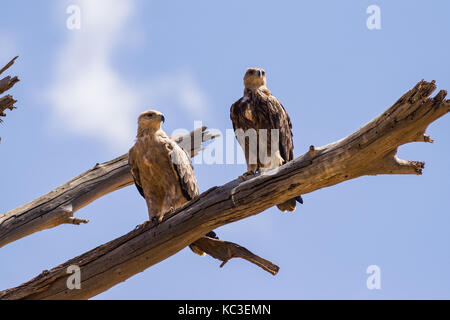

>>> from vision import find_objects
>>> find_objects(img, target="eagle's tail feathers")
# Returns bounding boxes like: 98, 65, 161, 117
276, 198, 297, 212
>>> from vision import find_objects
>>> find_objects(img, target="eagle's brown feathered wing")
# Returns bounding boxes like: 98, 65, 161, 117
268, 95, 294, 163
128, 148, 145, 198
169, 143, 199, 201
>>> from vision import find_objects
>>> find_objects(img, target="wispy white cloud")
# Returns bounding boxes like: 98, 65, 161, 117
144, 70, 210, 116
47, 0, 210, 151
47, 0, 139, 151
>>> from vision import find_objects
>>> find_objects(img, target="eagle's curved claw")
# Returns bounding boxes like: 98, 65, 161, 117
239, 170, 257, 181
135, 220, 152, 230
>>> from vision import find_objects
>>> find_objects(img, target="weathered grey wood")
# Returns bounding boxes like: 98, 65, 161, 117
0, 127, 218, 248
1, 80, 448, 300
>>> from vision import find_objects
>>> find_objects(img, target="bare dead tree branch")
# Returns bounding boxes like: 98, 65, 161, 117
0, 56, 18, 76
1, 80, 448, 300
0, 57, 19, 127
190, 237, 280, 275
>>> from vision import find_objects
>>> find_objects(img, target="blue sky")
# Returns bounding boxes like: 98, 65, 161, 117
1, 0, 449, 299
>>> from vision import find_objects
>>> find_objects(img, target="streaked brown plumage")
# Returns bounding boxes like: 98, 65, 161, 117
230, 68, 303, 212
129, 110, 215, 255
129, 110, 198, 222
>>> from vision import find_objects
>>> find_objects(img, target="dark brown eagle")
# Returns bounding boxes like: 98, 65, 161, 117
230, 68, 303, 212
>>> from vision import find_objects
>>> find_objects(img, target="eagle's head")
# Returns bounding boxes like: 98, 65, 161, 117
244, 67, 267, 90
137, 109, 165, 131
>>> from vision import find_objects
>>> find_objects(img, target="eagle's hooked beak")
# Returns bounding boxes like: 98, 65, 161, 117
160, 114, 165, 123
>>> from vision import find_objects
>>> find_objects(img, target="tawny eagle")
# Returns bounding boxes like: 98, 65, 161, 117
128, 110, 216, 255
230, 68, 303, 212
